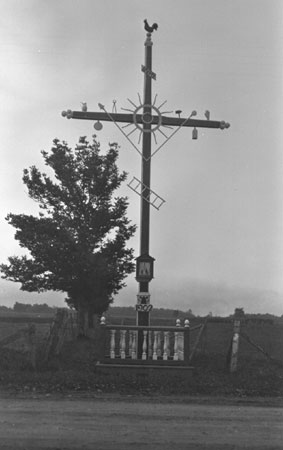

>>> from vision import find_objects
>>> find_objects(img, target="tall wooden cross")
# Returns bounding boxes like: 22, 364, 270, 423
62, 20, 230, 335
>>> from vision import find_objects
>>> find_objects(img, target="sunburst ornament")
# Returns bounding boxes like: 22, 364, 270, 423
120, 93, 173, 145
97, 94, 198, 161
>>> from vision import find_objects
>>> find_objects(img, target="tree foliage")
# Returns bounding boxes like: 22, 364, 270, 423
13, 302, 55, 314
0, 136, 136, 314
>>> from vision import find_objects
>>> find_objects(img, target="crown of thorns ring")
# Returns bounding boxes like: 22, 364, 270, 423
133, 104, 162, 133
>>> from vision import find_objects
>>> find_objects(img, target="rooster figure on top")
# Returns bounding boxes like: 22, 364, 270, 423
144, 19, 158, 33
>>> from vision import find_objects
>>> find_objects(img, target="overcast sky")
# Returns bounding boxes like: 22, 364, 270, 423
1, 0, 283, 315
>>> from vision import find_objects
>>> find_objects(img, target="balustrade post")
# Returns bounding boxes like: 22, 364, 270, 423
131, 331, 137, 359
178, 331, 184, 360
173, 331, 179, 360
163, 331, 169, 360
120, 330, 126, 359
157, 331, 161, 357
167, 331, 171, 359
148, 330, 152, 358
128, 330, 133, 358
110, 329, 116, 359
142, 330, 148, 360
153, 331, 158, 360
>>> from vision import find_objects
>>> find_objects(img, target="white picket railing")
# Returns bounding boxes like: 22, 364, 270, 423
100, 319, 190, 363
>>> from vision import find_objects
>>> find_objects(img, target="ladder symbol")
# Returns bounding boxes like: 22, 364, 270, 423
127, 177, 165, 210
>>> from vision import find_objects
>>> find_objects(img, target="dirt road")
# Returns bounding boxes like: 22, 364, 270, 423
0, 395, 282, 449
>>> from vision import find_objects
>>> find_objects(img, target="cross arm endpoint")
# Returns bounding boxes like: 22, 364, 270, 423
220, 121, 230, 129
61, 110, 73, 119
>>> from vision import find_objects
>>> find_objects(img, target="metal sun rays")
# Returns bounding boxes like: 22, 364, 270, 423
98, 94, 190, 163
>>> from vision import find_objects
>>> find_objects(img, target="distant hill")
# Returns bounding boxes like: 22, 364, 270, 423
115, 278, 283, 317
0, 280, 65, 308
0, 277, 282, 317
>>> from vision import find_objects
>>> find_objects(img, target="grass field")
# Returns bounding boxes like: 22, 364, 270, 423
0, 310, 282, 397
1, 311, 282, 362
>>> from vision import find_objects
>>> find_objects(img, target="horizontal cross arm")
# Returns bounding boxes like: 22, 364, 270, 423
161, 116, 230, 129
62, 109, 230, 129
62, 110, 134, 123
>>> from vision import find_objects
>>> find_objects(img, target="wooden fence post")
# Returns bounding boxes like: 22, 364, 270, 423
229, 309, 242, 373
44, 308, 69, 361
189, 317, 209, 363
183, 320, 190, 365
27, 323, 36, 370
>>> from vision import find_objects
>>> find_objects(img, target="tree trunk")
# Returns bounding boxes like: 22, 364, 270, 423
87, 307, 100, 339
77, 305, 100, 338
77, 305, 88, 337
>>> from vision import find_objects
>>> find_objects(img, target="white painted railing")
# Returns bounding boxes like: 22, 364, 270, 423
99, 319, 190, 363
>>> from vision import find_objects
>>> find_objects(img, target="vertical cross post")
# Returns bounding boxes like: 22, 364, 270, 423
137, 32, 153, 325
135, 31, 154, 357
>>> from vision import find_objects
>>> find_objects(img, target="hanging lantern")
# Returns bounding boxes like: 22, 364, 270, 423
93, 121, 103, 131
192, 127, 198, 140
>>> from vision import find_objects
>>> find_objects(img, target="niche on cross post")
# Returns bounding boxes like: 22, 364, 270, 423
136, 254, 154, 358
136, 254, 155, 283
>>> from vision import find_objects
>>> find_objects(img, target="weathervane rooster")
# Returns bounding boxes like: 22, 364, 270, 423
144, 19, 158, 33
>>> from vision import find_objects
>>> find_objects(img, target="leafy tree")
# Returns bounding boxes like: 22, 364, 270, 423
186, 308, 195, 318
12, 302, 55, 314
0, 136, 136, 327
13, 302, 29, 313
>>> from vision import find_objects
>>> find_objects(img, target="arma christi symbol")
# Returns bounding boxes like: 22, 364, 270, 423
97, 94, 201, 162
